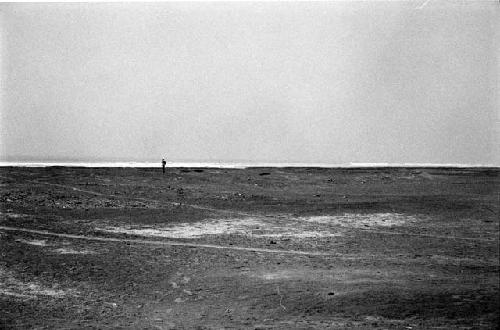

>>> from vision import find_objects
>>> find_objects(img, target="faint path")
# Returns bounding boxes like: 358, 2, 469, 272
0, 226, 330, 256
1, 226, 497, 268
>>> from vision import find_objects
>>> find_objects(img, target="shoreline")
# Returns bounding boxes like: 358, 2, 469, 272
0, 162, 498, 169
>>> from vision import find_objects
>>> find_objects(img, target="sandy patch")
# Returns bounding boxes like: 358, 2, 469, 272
99, 218, 265, 238
254, 230, 341, 238
259, 270, 301, 281
298, 213, 420, 228
0, 212, 28, 219
15, 238, 48, 246
14, 238, 96, 254
97, 217, 342, 239
95, 213, 419, 239
0, 266, 74, 299
52, 247, 96, 255
252, 268, 407, 286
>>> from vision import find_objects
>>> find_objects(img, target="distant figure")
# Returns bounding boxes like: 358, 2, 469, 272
162, 158, 166, 174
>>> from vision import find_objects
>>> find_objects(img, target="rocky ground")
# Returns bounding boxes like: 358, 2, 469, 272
0, 166, 498, 329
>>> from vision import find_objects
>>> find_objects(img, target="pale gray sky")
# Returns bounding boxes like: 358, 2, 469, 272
0, 1, 498, 164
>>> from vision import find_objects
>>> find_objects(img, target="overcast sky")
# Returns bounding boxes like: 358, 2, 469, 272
0, 1, 498, 164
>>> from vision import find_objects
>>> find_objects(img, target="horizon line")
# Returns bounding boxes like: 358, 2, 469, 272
0, 161, 498, 169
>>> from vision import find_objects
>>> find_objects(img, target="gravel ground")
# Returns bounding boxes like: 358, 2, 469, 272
0, 166, 498, 329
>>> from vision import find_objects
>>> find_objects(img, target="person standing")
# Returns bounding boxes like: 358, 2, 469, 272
162, 158, 166, 174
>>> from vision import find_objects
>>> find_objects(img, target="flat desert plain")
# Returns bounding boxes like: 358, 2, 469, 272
0, 166, 498, 329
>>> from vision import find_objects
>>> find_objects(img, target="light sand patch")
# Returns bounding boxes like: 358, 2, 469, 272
99, 218, 265, 238
95, 213, 420, 239
252, 268, 407, 286
0, 266, 75, 299
0, 212, 28, 219
52, 247, 96, 255
15, 238, 97, 254
15, 238, 48, 246
255, 269, 350, 281
298, 213, 421, 228
259, 270, 298, 281
97, 217, 341, 239
254, 230, 341, 238
254, 269, 340, 282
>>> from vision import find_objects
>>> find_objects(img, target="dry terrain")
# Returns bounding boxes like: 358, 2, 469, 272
0, 166, 498, 329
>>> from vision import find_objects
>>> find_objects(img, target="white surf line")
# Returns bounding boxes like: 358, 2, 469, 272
0, 226, 329, 256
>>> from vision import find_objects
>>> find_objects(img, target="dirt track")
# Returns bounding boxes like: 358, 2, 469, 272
0, 166, 499, 329
0, 226, 332, 256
